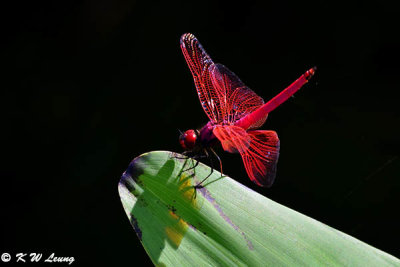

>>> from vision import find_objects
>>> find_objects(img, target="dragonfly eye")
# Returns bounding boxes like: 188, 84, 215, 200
179, 129, 197, 150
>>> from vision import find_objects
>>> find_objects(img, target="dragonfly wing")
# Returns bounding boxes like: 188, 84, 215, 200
242, 130, 280, 187
209, 64, 266, 128
213, 126, 280, 187
180, 33, 220, 123
213, 125, 251, 153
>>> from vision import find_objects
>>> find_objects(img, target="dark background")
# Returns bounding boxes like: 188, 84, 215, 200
2, 0, 399, 265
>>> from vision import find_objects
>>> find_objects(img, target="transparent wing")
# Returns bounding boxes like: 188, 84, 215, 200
209, 64, 266, 128
180, 33, 219, 123
241, 130, 280, 187
212, 125, 251, 154
213, 126, 280, 187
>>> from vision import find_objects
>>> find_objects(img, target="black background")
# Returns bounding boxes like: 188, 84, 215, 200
2, 0, 399, 265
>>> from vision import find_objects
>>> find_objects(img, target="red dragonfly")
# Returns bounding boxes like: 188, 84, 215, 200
179, 33, 315, 187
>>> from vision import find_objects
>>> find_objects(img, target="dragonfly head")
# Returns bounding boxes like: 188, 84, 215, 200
179, 129, 197, 150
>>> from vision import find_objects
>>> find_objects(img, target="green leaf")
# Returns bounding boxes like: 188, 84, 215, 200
119, 151, 399, 266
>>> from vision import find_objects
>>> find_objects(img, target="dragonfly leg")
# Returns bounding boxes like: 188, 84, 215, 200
210, 147, 223, 176
172, 150, 192, 160
181, 152, 209, 173
194, 149, 215, 189
182, 157, 200, 173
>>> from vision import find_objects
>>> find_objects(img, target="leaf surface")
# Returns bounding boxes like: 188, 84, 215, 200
119, 151, 399, 266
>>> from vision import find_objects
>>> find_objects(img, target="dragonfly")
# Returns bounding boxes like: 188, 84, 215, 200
179, 33, 316, 187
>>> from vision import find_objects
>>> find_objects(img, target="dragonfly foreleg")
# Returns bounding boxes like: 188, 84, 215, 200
181, 152, 208, 173
182, 157, 200, 173
171, 150, 193, 160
